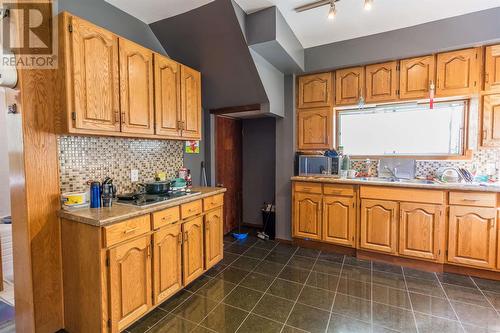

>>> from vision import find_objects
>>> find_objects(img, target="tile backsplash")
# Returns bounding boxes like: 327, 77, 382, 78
58, 136, 184, 194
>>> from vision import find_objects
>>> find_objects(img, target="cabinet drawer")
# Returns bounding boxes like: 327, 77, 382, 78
449, 192, 497, 207
203, 194, 224, 211
181, 200, 203, 219
103, 215, 151, 248
323, 184, 354, 197
294, 182, 322, 194
152, 206, 180, 230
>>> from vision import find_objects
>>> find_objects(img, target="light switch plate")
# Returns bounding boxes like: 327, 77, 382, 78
131, 169, 139, 182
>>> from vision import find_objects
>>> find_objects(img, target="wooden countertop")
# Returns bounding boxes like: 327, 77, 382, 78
292, 176, 500, 193
58, 187, 226, 227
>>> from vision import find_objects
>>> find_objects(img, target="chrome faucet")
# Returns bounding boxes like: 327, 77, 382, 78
384, 166, 398, 179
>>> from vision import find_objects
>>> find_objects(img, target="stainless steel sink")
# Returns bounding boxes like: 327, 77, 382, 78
357, 177, 436, 185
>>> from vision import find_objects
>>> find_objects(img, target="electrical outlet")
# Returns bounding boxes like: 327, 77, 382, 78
131, 169, 139, 182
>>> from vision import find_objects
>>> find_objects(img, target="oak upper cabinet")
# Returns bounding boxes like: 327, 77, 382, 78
400, 56, 436, 100
448, 206, 497, 269
182, 216, 204, 285
297, 73, 334, 108
398, 203, 444, 262
108, 235, 152, 332
436, 48, 479, 97
484, 45, 500, 92
365, 61, 399, 103
119, 38, 155, 135
322, 196, 356, 247
65, 14, 120, 133
180, 65, 202, 140
481, 94, 500, 147
293, 192, 322, 240
336, 67, 365, 105
297, 108, 333, 150
154, 54, 182, 138
204, 208, 223, 270
153, 224, 183, 305
360, 199, 398, 254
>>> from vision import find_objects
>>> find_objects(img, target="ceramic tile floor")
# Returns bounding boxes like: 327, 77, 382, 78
126, 234, 500, 333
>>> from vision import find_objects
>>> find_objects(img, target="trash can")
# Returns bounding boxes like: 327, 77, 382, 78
261, 204, 275, 240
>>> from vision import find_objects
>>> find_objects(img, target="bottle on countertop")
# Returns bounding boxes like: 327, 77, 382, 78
186, 169, 192, 189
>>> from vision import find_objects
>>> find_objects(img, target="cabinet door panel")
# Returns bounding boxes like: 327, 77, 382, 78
205, 208, 224, 270
119, 38, 155, 134
400, 56, 435, 100
436, 48, 479, 97
69, 16, 120, 132
322, 196, 355, 247
448, 206, 496, 269
109, 235, 152, 332
297, 108, 333, 150
153, 224, 182, 305
399, 203, 444, 262
360, 199, 398, 254
297, 73, 333, 108
181, 66, 202, 140
481, 94, 500, 147
335, 67, 364, 106
154, 54, 181, 137
182, 217, 204, 285
485, 45, 500, 92
366, 61, 399, 103
293, 192, 322, 240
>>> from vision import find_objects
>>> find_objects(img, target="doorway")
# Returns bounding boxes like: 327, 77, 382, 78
215, 116, 242, 234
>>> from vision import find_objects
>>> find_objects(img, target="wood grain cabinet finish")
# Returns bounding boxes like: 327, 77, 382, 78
481, 94, 500, 147
153, 224, 183, 305
448, 206, 497, 269
436, 48, 479, 97
204, 208, 224, 270
400, 56, 436, 100
297, 108, 333, 150
485, 45, 500, 92
335, 67, 365, 106
108, 235, 152, 332
293, 192, 322, 240
297, 73, 333, 108
322, 196, 356, 247
365, 61, 399, 103
119, 38, 155, 135
180, 65, 202, 140
154, 54, 181, 138
398, 203, 444, 262
360, 199, 398, 254
182, 216, 205, 285
66, 15, 120, 133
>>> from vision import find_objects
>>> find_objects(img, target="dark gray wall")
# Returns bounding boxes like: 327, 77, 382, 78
242, 117, 276, 226
306, 7, 500, 72
58, 0, 166, 55
183, 109, 210, 187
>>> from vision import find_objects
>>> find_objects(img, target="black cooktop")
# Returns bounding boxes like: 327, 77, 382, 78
117, 191, 200, 207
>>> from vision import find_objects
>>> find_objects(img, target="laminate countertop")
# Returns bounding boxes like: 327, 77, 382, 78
58, 187, 226, 227
292, 176, 500, 193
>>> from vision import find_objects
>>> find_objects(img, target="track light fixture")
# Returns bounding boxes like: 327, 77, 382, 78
294, 0, 374, 20
328, 1, 336, 20
364, 0, 373, 10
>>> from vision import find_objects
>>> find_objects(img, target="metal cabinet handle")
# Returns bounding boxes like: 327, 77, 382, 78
123, 227, 137, 234
178, 233, 183, 244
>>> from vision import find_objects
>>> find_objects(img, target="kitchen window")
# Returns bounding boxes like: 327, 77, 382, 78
337, 101, 467, 157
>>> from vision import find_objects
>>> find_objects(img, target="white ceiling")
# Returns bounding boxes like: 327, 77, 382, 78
104, 0, 215, 24
234, 0, 500, 48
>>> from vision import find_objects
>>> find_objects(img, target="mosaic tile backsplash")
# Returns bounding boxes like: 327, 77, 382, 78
58, 136, 184, 194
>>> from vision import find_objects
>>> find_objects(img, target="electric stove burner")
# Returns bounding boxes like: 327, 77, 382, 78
116, 191, 201, 207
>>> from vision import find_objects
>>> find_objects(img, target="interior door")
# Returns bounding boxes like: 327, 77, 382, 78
153, 224, 182, 305
215, 116, 242, 234
322, 196, 355, 247
293, 192, 322, 240
182, 217, 204, 285
297, 108, 333, 150
204, 207, 224, 270
69, 15, 120, 132
481, 94, 500, 147
399, 203, 444, 262
154, 54, 181, 138
181, 65, 202, 139
108, 235, 152, 332
360, 199, 398, 254
448, 206, 496, 269
365, 61, 399, 103
119, 38, 155, 135
400, 55, 436, 100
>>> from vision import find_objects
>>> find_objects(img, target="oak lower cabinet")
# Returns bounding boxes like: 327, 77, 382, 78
297, 72, 334, 109
293, 192, 322, 240
322, 196, 356, 247
182, 216, 205, 285
398, 203, 444, 262
448, 206, 497, 269
360, 199, 398, 254
205, 208, 224, 270
297, 108, 333, 150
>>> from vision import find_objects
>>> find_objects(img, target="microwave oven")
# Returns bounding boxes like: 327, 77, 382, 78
298, 155, 343, 176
